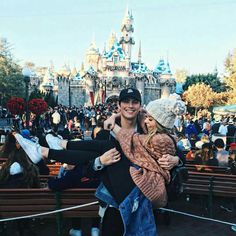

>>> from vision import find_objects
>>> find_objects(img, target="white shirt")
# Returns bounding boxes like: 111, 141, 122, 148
218, 124, 228, 135
52, 111, 61, 124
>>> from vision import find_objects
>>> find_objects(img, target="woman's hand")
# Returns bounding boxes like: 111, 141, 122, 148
158, 154, 179, 170
104, 113, 120, 130
99, 148, 121, 166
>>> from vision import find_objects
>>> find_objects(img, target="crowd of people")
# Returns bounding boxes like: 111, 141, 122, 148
175, 112, 236, 173
0, 88, 236, 235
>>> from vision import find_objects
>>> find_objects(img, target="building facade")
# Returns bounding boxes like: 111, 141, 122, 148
45, 9, 176, 107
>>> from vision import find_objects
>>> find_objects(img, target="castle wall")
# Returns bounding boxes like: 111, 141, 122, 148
70, 85, 87, 107
57, 78, 69, 106
144, 85, 161, 106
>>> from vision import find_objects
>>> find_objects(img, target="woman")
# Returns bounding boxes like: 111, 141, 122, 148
194, 142, 218, 166
0, 134, 40, 235
0, 132, 40, 188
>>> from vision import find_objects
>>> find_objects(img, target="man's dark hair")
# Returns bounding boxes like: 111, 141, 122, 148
214, 138, 225, 148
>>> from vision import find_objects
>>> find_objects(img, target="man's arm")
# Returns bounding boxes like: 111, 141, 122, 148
158, 154, 180, 170
85, 147, 121, 178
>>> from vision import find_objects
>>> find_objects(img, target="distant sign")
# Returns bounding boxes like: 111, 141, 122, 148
105, 66, 126, 71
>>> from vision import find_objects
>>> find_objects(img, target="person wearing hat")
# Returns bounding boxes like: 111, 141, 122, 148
13, 88, 181, 236
103, 94, 186, 208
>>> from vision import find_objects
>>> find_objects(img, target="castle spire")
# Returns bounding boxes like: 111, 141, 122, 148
119, 7, 135, 59
108, 31, 117, 50
138, 41, 142, 63
213, 64, 218, 76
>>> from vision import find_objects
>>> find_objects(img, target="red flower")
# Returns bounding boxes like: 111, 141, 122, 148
29, 98, 48, 115
7, 97, 25, 115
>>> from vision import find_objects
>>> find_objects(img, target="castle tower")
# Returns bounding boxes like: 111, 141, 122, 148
85, 40, 100, 71
119, 8, 135, 59
41, 68, 54, 93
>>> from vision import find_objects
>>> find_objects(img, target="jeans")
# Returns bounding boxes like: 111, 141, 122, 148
96, 184, 157, 236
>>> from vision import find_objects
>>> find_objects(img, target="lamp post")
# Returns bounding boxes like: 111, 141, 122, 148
22, 67, 31, 129
104, 79, 107, 103
68, 76, 71, 107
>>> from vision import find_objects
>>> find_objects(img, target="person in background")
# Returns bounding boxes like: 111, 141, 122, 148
0, 141, 40, 236
51, 108, 61, 132
226, 119, 236, 150
185, 120, 199, 139
194, 142, 218, 166
229, 142, 236, 175
218, 120, 228, 136
214, 138, 229, 167
91, 117, 106, 140
211, 117, 221, 136
177, 134, 191, 152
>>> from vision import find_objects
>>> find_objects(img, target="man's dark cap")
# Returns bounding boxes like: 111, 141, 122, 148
119, 88, 141, 103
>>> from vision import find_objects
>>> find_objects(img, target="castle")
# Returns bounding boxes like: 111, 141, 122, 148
41, 9, 176, 107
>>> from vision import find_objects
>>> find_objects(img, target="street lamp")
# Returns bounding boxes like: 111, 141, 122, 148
22, 67, 31, 129
104, 79, 107, 103
68, 75, 71, 107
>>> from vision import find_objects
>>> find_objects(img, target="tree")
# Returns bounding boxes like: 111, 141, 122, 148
175, 69, 188, 83
0, 38, 25, 105
183, 83, 216, 115
183, 73, 226, 93
29, 88, 45, 100
224, 49, 236, 104
44, 91, 57, 108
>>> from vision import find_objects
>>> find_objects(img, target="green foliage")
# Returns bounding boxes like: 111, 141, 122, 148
0, 38, 25, 105
44, 91, 57, 108
29, 88, 45, 100
183, 73, 227, 93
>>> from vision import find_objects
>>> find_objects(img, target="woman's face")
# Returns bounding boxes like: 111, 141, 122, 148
144, 114, 157, 132
202, 147, 209, 153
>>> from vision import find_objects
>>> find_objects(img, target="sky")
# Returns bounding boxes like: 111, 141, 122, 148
1, 0, 236, 76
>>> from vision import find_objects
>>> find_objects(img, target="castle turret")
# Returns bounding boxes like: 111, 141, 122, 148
119, 8, 135, 59
108, 32, 117, 50
41, 68, 54, 93
85, 40, 100, 71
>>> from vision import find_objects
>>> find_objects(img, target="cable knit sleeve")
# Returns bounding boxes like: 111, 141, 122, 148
116, 128, 138, 162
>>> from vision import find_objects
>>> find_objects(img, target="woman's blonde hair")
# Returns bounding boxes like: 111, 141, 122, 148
144, 120, 172, 145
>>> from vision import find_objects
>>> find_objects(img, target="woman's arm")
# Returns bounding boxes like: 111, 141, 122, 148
104, 113, 121, 131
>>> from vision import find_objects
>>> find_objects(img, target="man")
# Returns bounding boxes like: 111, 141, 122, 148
90, 88, 180, 236
51, 108, 61, 132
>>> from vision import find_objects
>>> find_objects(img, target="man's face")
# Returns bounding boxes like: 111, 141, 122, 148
119, 98, 141, 121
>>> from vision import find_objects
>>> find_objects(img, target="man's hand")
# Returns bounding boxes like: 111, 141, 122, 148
158, 154, 179, 170
99, 148, 121, 166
